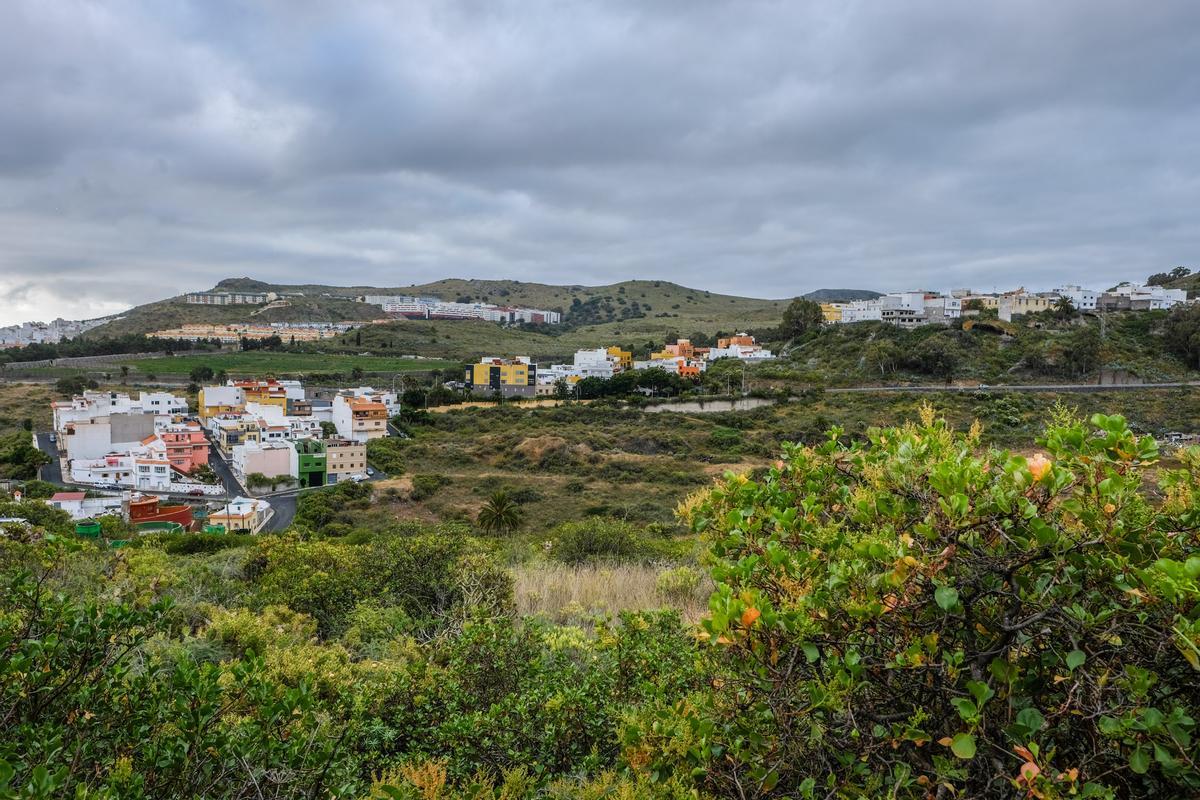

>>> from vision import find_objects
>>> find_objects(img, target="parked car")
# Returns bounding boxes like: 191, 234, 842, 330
349, 473, 368, 483
366, 467, 375, 476
186, 488, 205, 496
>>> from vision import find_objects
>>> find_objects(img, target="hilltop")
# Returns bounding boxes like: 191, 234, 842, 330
802, 288, 882, 302
81, 277, 805, 356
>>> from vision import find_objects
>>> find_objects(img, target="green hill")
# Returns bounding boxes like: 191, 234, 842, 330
83, 278, 794, 353
802, 288, 882, 302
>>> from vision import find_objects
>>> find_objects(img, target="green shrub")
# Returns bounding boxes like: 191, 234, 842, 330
410, 473, 449, 501
550, 518, 646, 564
651, 407, 1200, 798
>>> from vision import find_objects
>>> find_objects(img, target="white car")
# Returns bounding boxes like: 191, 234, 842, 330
349, 473, 368, 483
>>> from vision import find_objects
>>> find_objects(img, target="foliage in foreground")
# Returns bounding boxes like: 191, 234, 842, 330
3, 407, 1200, 798
655, 406, 1200, 798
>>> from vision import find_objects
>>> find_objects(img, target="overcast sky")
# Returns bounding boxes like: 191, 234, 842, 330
2, 1, 1199, 325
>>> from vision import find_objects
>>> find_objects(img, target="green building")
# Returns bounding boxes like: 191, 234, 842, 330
291, 438, 327, 489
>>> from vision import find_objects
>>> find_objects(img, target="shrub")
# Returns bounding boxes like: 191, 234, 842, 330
551, 518, 646, 564
367, 437, 406, 475
410, 473, 449, 501
656, 406, 1200, 798
655, 565, 701, 602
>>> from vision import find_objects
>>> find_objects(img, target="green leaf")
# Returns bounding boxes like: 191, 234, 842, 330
950, 732, 976, 760
1066, 650, 1086, 671
1016, 707, 1044, 733
934, 586, 959, 611
1129, 746, 1150, 774
802, 642, 819, 663
951, 698, 978, 720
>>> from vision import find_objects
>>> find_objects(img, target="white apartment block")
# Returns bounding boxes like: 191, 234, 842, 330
69, 438, 174, 492
360, 295, 562, 325
1054, 285, 1099, 311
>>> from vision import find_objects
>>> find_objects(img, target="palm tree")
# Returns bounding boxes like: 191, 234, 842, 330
476, 490, 521, 535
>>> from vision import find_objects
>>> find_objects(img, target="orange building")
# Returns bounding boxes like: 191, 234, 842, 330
717, 335, 756, 349
158, 421, 209, 473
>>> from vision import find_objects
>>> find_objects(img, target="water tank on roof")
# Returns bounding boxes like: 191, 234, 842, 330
75, 520, 101, 538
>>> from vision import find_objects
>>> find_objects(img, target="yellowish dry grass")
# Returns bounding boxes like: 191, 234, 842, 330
512, 562, 712, 625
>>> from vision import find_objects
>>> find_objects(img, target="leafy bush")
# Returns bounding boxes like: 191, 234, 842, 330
367, 437, 406, 475
655, 406, 1200, 798
410, 473, 449, 501
550, 518, 648, 564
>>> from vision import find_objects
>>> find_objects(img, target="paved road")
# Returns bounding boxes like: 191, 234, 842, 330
34, 432, 64, 484
202, 434, 246, 496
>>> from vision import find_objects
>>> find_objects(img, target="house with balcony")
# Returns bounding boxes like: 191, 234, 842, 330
332, 394, 390, 441
156, 420, 209, 474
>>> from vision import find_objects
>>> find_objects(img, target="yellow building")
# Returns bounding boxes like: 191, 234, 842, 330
820, 303, 845, 323
197, 385, 245, 423
606, 346, 633, 371
465, 357, 537, 397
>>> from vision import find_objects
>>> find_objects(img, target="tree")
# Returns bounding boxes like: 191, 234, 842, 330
189, 365, 215, 383
553, 378, 571, 400
1164, 304, 1200, 368
1052, 296, 1077, 319
215, 368, 228, 383
350, 366, 365, 381
779, 298, 824, 339
665, 408, 1200, 798
119, 365, 129, 383
863, 339, 901, 376
910, 334, 960, 383
1148, 266, 1191, 286
476, 490, 522, 535
54, 375, 97, 397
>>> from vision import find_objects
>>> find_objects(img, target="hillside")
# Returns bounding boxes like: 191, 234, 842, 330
82, 277, 794, 349
802, 288, 882, 302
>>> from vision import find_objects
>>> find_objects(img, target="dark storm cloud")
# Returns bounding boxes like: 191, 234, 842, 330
1, 0, 1199, 323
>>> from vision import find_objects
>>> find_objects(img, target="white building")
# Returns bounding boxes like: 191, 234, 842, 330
46, 491, 124, 520
1107, 283, 1188, 310
837, 292, 962, 328
209, 496, 273, 533
69, 437, 173, 492
341, 386, 401, 416
1054, 285, 1099, 311
52, 390, 185, 435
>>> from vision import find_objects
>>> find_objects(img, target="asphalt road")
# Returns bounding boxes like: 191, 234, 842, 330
35, 432, 64, 484
203, 442, 245, 496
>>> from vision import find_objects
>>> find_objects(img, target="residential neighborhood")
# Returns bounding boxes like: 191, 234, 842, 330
819, 282, 1190, 329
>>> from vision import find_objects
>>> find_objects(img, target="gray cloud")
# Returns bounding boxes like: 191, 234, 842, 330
1, 0, 1199, 324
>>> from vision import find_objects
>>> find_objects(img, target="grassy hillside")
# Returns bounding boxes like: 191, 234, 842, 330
81, 277, 793, 355
756, 308, 1196, 387
84, 295, 382, 339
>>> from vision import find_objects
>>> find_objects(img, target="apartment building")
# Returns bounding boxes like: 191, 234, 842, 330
184, 291, 278, 305
1100, 283, 1188, 311
209, 415, 260, 454
707, 334, 775, 361
360, 295, 562, 324
325, 438, 368, 483
464, 356, 538, 398
289, 439, 327, 489
331, 394, 389, 441
69, 437, 174, 492
197, 385, 245, 423
157, 420, 209, 474
230, 440, 293, 483
52, 390, 185, 434
59, 413, 159, 462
